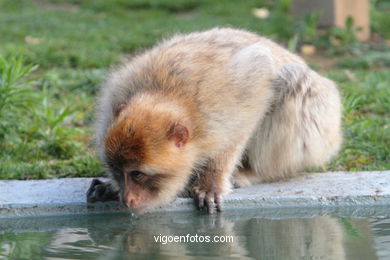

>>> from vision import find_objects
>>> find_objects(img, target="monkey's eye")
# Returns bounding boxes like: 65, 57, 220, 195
129, 170, 146, 183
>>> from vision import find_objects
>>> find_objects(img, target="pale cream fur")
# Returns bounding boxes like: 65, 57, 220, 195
95, 28, 342, 209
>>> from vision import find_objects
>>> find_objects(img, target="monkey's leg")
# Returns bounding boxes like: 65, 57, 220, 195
230, 154, 262, 188
86, 179, 119, 203
247, 63, 342, 181
231, 168, 261, 188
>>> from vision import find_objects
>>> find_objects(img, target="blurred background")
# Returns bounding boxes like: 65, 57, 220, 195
0, 0, 389, 180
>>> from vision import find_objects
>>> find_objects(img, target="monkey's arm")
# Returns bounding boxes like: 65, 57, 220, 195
192, 170, 224, 214
86, 179, 119, 203
192, 142, 245, 214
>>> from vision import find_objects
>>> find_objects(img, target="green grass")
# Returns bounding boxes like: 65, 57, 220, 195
0, 0, 389, 179
326, 70, 390, 171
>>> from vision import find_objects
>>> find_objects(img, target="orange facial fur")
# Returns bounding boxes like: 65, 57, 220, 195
103, 94, 199, 211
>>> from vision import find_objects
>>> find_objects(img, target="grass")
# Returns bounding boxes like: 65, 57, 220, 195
326, 70, 390, 171
0, 0, 389, 179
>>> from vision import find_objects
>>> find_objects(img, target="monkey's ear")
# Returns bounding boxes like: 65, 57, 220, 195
113, 104, 127, 117
167, 123, 189, 148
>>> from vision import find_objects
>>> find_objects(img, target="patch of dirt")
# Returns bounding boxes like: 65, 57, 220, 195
37, 0, 80, 12
303, 54, 340, 70
174, 10, 197, 20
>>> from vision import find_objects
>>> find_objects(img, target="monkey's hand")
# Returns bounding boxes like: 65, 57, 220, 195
86, 179, 119, 203
192, 179, 224, 214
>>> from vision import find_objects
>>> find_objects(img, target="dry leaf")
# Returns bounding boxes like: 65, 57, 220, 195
25, 36, 41, 45
300, 44, 316, 55
252, 8, 269, 19
344, 70, 357, 82
330, 36, 341, 46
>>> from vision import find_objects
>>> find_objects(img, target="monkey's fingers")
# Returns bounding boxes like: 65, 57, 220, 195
192, 187, 223, 214
205, 193, 216, 214
193, 189, 206, 209
87, 179, 103, 203
214, 194, 223, 212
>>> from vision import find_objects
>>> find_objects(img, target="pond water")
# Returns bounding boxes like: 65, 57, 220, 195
1, 208, 390, 259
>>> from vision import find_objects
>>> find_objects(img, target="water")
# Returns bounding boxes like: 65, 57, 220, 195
1, 208, 390, 260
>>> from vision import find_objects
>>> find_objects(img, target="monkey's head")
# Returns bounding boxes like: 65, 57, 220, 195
103, 94, 197, 212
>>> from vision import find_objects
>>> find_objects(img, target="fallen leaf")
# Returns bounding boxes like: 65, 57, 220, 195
300, 44, 316, 55
252, 8, 269, 19
25, 36, 41, 45
344, 70, 357, 82
330, 36, 341, 46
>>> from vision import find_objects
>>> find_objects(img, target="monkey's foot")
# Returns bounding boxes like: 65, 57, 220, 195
232, 174, 252, 188
192, 186, 223, 214
86, 179, 119, 203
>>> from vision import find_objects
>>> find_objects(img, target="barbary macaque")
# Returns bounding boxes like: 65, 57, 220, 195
86, 28, 342, 213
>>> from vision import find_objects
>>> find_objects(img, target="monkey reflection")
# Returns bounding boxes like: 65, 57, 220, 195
235, 217, 345, 259
81, 215, 375, 259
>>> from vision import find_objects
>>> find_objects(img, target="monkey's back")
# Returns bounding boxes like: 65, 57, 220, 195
96, 28, 306, 156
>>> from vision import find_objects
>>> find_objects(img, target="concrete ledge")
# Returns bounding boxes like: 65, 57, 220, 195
0, 171, 389, 218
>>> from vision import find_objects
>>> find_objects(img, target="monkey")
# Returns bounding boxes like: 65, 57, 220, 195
86, 28, 342, 214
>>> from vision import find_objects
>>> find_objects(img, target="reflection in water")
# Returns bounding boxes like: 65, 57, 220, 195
371, 218, 390, 259
0, 211, 387, 259
235, 217, 346, 259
